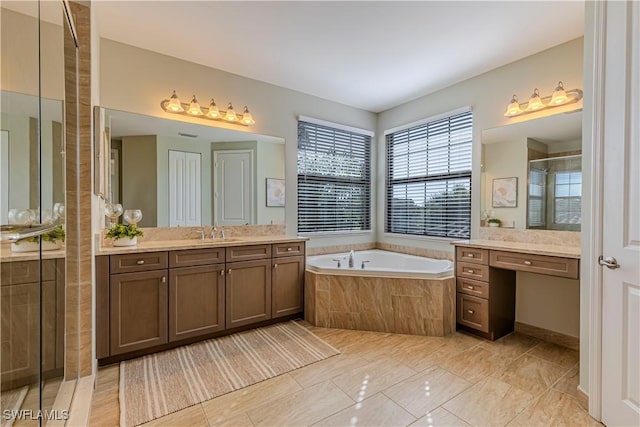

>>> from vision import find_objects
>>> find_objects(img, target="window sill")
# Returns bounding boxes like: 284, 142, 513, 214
299, 230, 373, 238
381, 232, 464, 244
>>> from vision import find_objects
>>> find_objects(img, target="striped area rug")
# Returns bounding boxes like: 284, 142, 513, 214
119, 320, 339, 426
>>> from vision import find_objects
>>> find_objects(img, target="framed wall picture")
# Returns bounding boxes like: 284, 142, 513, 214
266, 178, 285, 207
492, 177, 518, 208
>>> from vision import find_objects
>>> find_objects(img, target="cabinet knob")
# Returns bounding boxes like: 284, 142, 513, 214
136, 260, 145, 265
467, 309, 474, 315
227, 269, 231, 275
467, 285, 474, 290
220, 270, 225, 276
524, 260, 532, 265
287, 247, 292, 251
161, 276, 166, 283
466, 253, 474, 258
467, 269, 474, 273
274, 263, 278, 268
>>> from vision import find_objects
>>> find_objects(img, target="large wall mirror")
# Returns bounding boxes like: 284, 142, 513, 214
481, 110, 582, 231
99, 108, 285, 227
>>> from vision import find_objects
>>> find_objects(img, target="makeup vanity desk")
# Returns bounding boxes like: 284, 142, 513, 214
452, 239, 580, 341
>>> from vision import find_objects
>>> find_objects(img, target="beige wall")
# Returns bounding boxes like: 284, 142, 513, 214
483, 137, 529, 228
121, 135, 158, 227
99, 38, 378, 248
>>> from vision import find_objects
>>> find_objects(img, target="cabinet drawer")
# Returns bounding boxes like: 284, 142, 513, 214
169, 248, 225, 268
456, 247, 488, 265
272, 242, 305, 258
110, 252, 168, 274
456, 278, 489, 299
1, 259, 57, 285
226, 244, 271, 262
456, 261, 489, 282
489, 251, 579, 279
457, 294, 489, 333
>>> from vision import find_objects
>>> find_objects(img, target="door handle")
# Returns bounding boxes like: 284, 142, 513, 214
598, 255, 620, 270
0, 219, 62, 242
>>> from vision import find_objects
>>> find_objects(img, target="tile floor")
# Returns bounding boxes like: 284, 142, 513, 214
88, 322, 599, 426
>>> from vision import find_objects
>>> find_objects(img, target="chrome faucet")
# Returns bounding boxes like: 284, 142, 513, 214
196, 229, 205, 241
211, 227, 217, 240
348, 250, 355, 268
220, 229, 226, 239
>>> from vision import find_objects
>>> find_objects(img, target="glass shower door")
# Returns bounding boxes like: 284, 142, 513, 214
0, 1, 68, 424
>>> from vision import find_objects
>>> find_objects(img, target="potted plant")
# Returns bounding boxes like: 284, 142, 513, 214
487, 218, 502, 227
105, 223, 144, 247
11, 225, 65, 252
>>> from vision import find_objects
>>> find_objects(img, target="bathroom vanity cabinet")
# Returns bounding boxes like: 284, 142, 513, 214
96, 240, 305, 362
454, 242, 579, 341
0, 258, 65, 389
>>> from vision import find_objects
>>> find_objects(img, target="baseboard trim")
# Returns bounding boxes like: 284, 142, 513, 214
576, 385, 589, 411
515, 321, 579, 351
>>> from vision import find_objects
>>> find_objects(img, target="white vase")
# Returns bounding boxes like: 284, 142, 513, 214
489, 223, 500, 227
11, 240, 62, 252
112, 236, 137, 247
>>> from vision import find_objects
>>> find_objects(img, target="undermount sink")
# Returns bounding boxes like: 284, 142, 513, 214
193, 238, 241, 243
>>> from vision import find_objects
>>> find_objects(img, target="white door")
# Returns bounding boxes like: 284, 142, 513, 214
601, 2, 640, 426
169, 150, 201, 226
213, 150, 254, 226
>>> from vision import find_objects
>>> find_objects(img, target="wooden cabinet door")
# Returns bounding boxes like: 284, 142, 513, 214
225, 259, 272, 329
272, 256, 304, 318
110, 270, 168, 355
169, 265, 225, 342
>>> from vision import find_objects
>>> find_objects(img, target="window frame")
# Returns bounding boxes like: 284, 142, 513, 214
296, 117, 373, 235
384, 108, 473, 240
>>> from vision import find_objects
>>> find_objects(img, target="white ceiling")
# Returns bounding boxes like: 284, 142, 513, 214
94, 1, 584, 113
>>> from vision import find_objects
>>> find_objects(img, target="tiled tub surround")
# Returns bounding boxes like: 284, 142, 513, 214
305, 270, 456, 337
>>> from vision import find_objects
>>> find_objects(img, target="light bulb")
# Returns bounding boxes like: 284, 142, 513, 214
166, 90, 184, 113
504, 94, 522, 117
187, 95, 203, 115
206, 99, 220, 118
241, 106, 255, 125
550, 81, 569, 105
225, 102, 238, 121
525, 88, 545, 112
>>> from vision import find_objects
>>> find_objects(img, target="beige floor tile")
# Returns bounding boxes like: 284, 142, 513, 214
209, 412, 254, 427
552, 365, 588, 410
342, 333, 411, 361
526, 342, 579, 368
389, 337, 448, 370
384, 366, 471, 418
491, 354, 567, 396
478, 333, 541, 360
313, 393, 416, 426
411, 407, 470, 427
439, 345, 511, 383
141, 404, 208, 426
291, 353, 369, 388
247, 381, 353, 426
88, 389, 120, 426
201, 374, 302, 425
443, 376, 534, 426
332, 358, 416, 401
508, 389, 600, 426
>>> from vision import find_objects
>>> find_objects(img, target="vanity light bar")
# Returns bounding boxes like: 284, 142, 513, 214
160, 91, 255, 126
504, 82, 583, 118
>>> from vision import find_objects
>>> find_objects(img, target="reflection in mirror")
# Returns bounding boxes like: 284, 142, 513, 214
481, 110, 582, 230
0, 90, 65, 224
102, 109, 285, 227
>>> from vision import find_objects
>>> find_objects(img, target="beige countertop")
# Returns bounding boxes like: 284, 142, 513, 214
453, 239, 581, 259
96, 235, 308, 256
1, 246, 66, 262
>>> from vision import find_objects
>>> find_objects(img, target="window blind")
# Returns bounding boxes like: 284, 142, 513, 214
528, 168, 546, 227
297, 120, 371, 233
386, 111, 472, 238
554, 171, 582, 224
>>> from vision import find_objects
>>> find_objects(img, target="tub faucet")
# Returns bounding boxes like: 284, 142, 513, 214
348, 250, 355, 268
